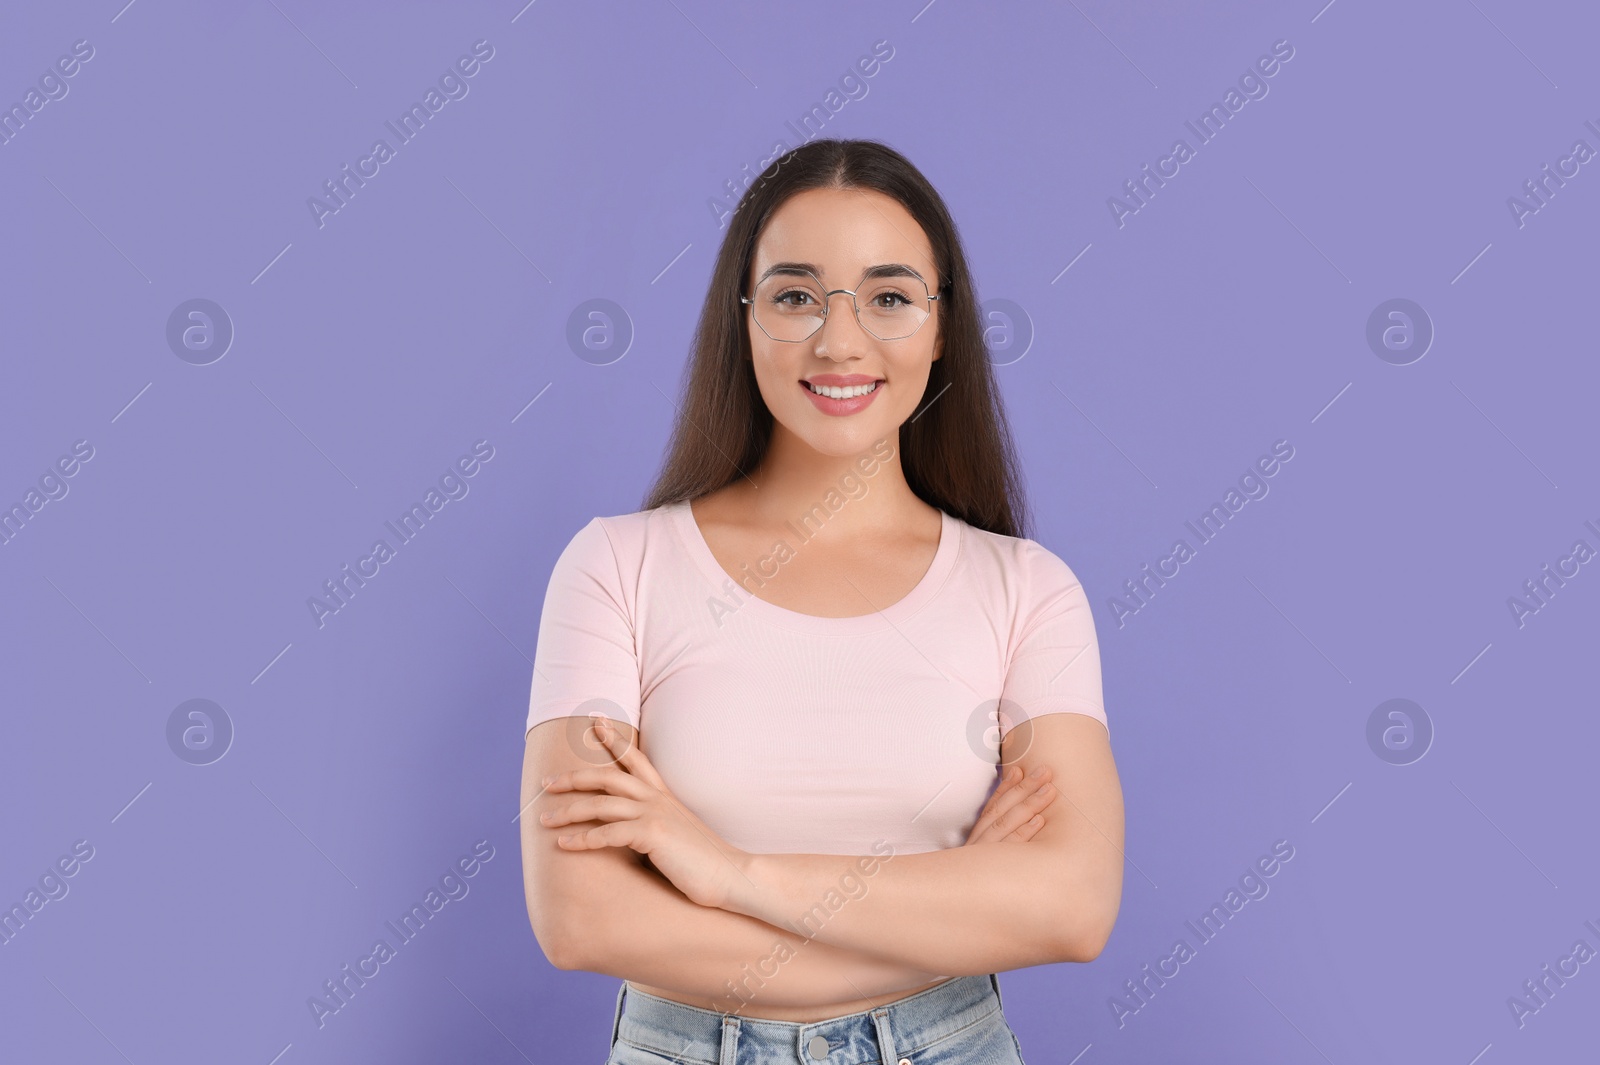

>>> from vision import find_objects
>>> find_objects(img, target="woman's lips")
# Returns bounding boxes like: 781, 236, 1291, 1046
800, 379, 882, 416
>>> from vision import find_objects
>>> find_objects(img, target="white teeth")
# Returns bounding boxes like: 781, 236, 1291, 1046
805, 381, 879, 399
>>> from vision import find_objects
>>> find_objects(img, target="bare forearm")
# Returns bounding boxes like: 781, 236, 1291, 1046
729, 842, 1099, 975
556, 856, 946, 1012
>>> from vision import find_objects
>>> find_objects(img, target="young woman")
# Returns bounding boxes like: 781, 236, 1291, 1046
521, 138, 1124, 1065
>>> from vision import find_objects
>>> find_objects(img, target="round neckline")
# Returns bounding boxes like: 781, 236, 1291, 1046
667, 498, 961, 635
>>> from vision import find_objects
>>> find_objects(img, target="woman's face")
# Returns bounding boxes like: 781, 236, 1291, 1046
744, 186, 942, 459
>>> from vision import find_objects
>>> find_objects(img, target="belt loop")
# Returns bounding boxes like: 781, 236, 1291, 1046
609, 980, 629, 1050
719, 1014, 740, 1065
990, 972, 1005, 1010
870, 1006, 898, 1065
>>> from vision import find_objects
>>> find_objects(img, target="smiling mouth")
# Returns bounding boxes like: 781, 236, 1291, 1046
802, 380, 881, 399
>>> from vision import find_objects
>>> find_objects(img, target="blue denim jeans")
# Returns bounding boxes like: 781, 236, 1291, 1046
606, 973, 1026, 1065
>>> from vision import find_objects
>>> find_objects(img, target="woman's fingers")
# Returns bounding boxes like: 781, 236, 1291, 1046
968, 765, 1024, 840
590, 719, 668, 789
989, 764, 1023, 807
540, 792, 643, 828
1001, 813, 1046, 842
966, 766, 1057, 845
966, 767, 1017, 844
543, 721, 663, 801
543, 763, 653, 802
553, 819, 641, 852
988, 776, 1056, 839
974, 766, 1053, 838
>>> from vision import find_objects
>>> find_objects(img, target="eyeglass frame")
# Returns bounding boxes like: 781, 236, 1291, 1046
739, 268, 941, 343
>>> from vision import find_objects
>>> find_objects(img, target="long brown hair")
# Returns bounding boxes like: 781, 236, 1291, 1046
640, 138, 1030, 540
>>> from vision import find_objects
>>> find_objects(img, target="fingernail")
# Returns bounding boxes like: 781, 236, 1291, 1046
540, 774, 554, 787
1030, 766, 1048, 779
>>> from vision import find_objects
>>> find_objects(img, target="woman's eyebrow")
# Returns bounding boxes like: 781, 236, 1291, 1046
756, 261, 929, 285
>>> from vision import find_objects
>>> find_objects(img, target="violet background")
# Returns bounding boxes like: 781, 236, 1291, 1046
3, 1, 1597, 1062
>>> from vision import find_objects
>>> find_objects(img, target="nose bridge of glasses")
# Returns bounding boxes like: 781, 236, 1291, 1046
811, 287, 871, 345
821, 285, 864, 318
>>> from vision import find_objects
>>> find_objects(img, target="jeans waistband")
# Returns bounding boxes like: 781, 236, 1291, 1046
609, 973, 1006, 1065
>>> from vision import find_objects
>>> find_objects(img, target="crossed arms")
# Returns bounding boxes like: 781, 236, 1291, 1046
519, 709, 1123, 1009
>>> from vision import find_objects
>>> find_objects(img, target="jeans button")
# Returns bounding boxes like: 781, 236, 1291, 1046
898, 1059, 912, 1065
807, 1034, 830, 1058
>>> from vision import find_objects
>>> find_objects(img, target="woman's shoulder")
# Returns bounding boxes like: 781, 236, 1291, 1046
955, 517, 1087, 594
555, 503, 681, 571
953, 520, 1100, 655
584, 503, 670, 534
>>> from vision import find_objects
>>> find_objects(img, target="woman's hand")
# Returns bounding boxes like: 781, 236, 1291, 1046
539, 718, 752, 911
963, 764, 1057, 846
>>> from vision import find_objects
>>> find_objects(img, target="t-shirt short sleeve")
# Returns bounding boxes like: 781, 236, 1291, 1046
525, 517, 642, 737
998, 541, 1108, 741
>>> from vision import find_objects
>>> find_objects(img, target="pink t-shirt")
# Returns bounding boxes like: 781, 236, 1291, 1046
525, 499, 1107, 856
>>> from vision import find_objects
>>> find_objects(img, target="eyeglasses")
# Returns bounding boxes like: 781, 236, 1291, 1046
740, 268, 940, 343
